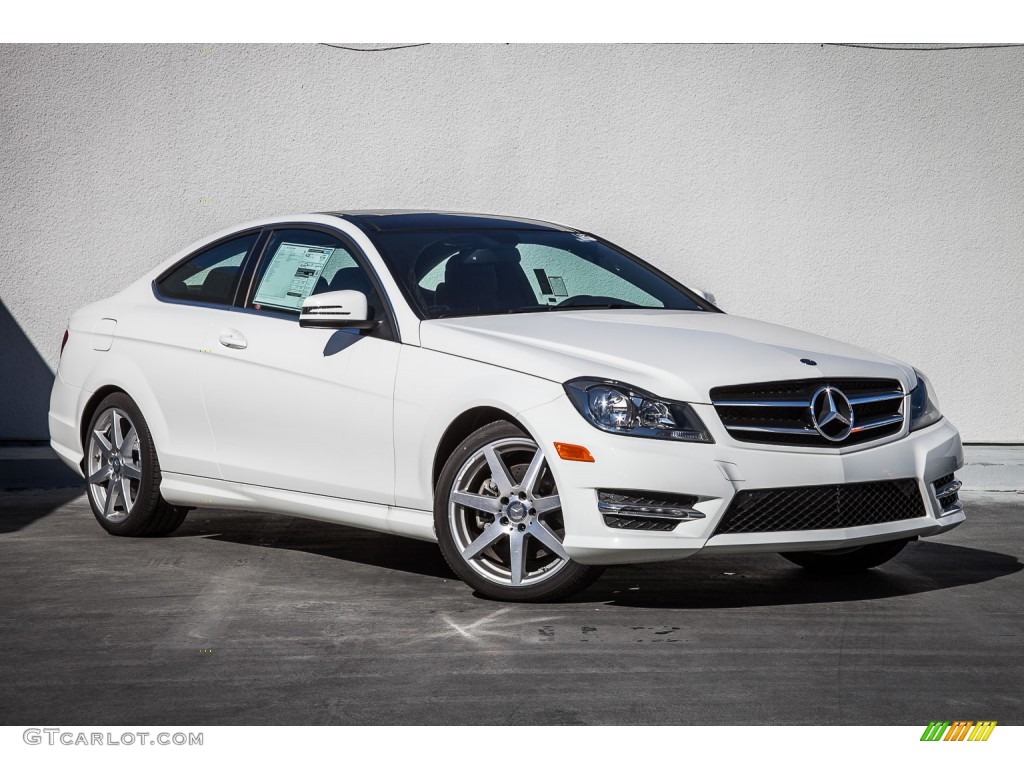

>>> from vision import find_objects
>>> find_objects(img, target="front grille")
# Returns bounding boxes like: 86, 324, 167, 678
711, 378, 905, 447
713, 479, 926, 535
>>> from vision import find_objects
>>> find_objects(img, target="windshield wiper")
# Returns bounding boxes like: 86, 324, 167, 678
504, 304, 638, 314
434, 307, 552, 318
503, 306, 556, 314
434, 303, 644, 319
547, 303, 636, 311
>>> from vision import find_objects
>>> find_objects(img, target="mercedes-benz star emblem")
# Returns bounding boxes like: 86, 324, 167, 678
809, 386, 855, 442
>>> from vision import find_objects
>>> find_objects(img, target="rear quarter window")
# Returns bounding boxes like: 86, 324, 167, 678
156, 233, 260, 305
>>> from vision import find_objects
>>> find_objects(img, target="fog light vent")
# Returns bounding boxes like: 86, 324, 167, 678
598, 489, 703, 532
933, 473, 962, 512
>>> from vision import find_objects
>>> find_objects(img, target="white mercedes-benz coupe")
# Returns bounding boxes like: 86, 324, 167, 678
49, 211, 965, 601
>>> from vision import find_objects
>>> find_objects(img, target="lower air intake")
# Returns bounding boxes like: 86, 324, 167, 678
713, 479, 926, 535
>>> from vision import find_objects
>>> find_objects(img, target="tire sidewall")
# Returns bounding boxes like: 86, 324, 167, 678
434, 420, 600, 602
85, 393, 162, 536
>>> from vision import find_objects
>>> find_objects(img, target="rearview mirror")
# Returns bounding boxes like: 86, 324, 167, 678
299, 290, 379, 331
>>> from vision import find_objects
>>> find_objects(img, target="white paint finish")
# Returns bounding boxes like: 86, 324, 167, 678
158, 472, 409, 538
514, 380, 964, 563
420, 310, 918, 405
89, 318, 116, 351
8, 442, 1014, 494
46, 374, 82, 472
49, 212, 968, 568
391, 342, 566, 510
5, 44, 1023, 440
201, 310, 401, 504
101, 298, 222, 476
301, 289, 369, 324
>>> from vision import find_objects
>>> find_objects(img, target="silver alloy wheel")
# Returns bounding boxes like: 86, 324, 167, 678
448, 437, 571, 587
86, 407, 143, 523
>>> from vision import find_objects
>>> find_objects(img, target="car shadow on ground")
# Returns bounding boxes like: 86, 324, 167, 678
178, 510, 1022, 609
181, 510, 457, 580
0, 487, 85, 534
579, 542, 1023, 609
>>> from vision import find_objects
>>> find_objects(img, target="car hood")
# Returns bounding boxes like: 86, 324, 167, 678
419, 310, 916, 403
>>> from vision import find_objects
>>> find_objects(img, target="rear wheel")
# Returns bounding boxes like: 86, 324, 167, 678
435, 421, 603, 602
84, 393, 188, 537
780, 538, 910, 574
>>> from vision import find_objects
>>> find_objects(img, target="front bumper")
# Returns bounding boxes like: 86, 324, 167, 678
518, 397, 965, 566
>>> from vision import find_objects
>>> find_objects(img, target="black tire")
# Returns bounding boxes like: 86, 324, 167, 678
780, 538, 911, 574
83, 393, 188, 537
434, 420, 603, 602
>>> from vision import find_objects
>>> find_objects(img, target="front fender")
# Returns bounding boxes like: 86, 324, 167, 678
393, 346, 564, 511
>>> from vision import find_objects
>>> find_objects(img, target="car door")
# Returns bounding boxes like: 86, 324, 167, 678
201, 226, 401, 505
143, 229, 263, 477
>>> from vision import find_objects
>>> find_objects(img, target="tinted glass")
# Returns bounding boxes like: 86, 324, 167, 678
157, 232, 259, 305
368, 229, 707, 319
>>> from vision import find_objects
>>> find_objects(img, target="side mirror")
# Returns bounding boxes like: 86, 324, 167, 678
693, 288, 718, 307
299, 290, 380, 331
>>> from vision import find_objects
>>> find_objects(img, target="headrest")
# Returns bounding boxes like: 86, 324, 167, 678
451, 246, 521, 267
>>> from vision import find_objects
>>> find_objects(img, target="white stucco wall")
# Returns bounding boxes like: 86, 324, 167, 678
1, 44, 1022, 441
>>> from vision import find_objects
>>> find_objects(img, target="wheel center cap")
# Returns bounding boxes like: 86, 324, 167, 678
506, 500, 529, 523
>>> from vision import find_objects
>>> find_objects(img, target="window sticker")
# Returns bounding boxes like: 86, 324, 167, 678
547, 276, 568, 296
253, 243, 335, 311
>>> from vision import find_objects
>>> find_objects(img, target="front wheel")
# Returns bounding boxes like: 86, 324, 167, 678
779, 538, 911, 574
434, 421, 603, 602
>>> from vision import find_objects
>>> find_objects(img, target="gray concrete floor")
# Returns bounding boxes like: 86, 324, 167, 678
0, 488, 1021, 725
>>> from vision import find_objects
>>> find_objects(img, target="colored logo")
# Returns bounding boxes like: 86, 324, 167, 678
920, 721, 997, 741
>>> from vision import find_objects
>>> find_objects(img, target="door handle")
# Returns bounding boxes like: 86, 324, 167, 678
218, 329, 248, 350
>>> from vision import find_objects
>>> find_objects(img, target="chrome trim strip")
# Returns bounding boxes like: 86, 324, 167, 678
596, 500, 705, 521
713, 392, 903, 409
302, 305, 352, 315
712, 400, 809, 408
937, 499, 964, 517
849, 414, 905, 433
935, 479, 963, 501
720, 424, 817, 435
847, 391, 905, 404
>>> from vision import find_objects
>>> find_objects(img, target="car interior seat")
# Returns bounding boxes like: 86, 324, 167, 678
435, 247, 537, 314
199, 266, 239, 302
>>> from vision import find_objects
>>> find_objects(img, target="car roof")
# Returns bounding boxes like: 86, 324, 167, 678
324, 210, 574, 233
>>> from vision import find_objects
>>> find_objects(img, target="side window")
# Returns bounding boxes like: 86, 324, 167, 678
248, 229, 391, 336
156, 233, 259, 305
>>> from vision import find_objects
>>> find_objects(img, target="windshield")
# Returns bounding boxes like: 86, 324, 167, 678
367, 228, 711, 319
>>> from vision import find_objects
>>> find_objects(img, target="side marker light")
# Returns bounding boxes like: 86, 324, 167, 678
554, 442, 595, 462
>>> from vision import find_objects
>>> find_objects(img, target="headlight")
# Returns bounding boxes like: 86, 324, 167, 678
564, 378, 713, 442
909, 368, 943, 432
